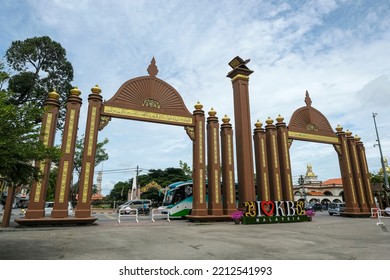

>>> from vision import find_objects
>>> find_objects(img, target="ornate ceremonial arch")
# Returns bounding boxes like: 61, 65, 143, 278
17, 57, 374, 225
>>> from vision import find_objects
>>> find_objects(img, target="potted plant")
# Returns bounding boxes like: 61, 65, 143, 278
231, 210, 244, 224
306, 209, 315, 221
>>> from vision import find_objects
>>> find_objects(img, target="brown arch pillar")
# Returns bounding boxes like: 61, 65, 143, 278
346, 131, 370, 214
355, 135, 376, 209
207, 108, 223, 215
265, 117, 283, 201
25, 91, 61, 219
335, 125, 360, 215
52, 87, 82, 218
75, 86, 103, 218
253, 120, 271, 201
227, 57, 255, 209
191, 102, 207, 216
221, 115, 236, 214
276, 115, 294, 202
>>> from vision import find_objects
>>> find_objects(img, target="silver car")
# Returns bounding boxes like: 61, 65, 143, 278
328, 203, 345, 216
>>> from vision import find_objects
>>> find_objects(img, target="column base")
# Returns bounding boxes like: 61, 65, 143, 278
24, 210, 45, 219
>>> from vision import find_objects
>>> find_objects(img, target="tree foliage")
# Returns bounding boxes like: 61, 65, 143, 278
0, 91, 60, 186
70, 136, 109, 200
5, 36, 74, 128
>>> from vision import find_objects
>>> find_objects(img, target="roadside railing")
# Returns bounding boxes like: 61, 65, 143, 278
151, 208, 170, 222
371, 207, 390, 225
118, 208, 138, 223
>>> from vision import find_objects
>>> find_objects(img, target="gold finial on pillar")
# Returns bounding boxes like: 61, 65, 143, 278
346, 129, 352, 137
91, 84, 102, 94
208, 107, 217, 117
70, 87, 81, 96
355, 135, 361, 141
255, 119, 263, 128
48, 89, 60, 99
276, 114, 284, 123
194, 101, 203, 110
335, 124, 343, 132
265, 117, 273, 125
222, 114, 230, 124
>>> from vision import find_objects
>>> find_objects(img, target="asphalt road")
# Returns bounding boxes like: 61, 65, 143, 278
1, 210, 390, 260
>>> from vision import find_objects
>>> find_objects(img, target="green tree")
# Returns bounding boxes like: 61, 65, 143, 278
70, 136, 109, 200
0, 91, 60, 186
179, 160, 192, 178
5, 36, 74, 128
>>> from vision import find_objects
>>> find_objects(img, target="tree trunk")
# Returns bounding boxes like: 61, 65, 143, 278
1, 185, 16, 228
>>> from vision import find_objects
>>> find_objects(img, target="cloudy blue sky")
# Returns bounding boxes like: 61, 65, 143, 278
1, 0, 390, 195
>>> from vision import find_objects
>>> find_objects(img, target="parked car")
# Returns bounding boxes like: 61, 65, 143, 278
116, 199, 152, 214
328, 202, 345, 216
305, 202, 323, 212
44, 201, 73, 216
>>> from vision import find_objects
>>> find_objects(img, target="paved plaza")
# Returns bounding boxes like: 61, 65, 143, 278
1, 210, 390, 260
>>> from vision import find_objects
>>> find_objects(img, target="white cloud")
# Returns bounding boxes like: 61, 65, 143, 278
1, 0, 390, 194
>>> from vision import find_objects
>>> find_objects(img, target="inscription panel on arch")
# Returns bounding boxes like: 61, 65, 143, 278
288, 131, 339, 144
103, 105, 194, 126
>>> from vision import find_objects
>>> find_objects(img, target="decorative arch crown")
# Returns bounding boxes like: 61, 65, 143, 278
101, 58, 193, 127
288, 91, 338, 143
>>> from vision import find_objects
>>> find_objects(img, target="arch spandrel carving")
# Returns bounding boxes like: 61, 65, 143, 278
101, 59, 194, 127
288, 91, 339, 144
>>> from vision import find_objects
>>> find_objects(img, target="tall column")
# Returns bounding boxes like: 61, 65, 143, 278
265, 117, 283, 201
51, 87, 82, 218
227, 57, 255, 208
253, 120, 270, 201
191, 102, 207, 216
220, 115, 236, 215
25, 91, 60, 219
335, 125, 360, 215
276, 115, 294, 202
75, 85, 102, 218
207, 108, 223, 215
355, 135, 376, 210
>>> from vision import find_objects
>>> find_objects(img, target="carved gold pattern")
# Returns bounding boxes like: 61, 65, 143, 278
288, 131, 339, 144
59, 161, 69, 203
306, 123, 319, 131
142, 99, 161, 108
82, 162, 91, 203
200, 169, 204, 203
104, 105, 193, 125
185, 126, 195, 141
44, 113, 53, 146
358, 177, 365, 204
65, 109, 75, 154
87, 107, 97, 156
283, 132, 290, 170
34, 162, 46, 202
263, 171, 269, 201
229, 171, 234, 203
199, 121, 203, 163
334, 144, 342, 156
99, 116, 111, 131
276, 175, 281, 201
231, 74, 249, 82
213, 128, 218, 164
272, 135, 278, 167
215, 170, 219, 203
228, 135, 232, 166
288, 173, 294, 199
261, 139, 266, 167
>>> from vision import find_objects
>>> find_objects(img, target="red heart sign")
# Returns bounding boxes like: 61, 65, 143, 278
261, 201, 275, 216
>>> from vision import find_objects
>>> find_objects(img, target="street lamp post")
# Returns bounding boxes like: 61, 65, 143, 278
372, 113, 390, 192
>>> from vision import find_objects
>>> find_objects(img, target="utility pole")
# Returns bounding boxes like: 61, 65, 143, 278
373, 113, 390, 192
